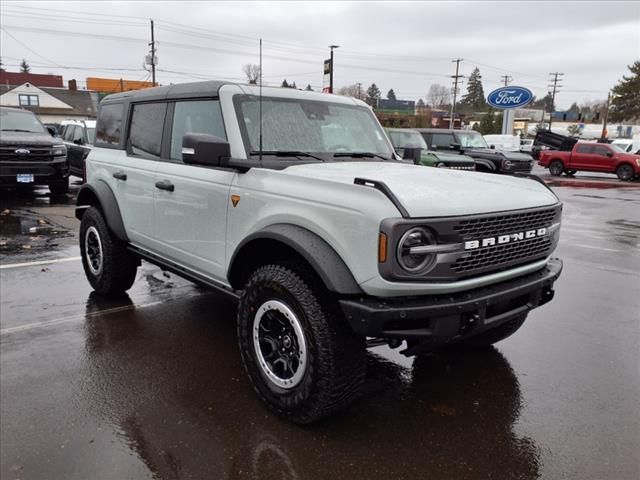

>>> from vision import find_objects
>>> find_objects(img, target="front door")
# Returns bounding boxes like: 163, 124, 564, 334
153, 99, 235, 281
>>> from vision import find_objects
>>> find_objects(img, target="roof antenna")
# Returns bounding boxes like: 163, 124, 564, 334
259, 38, 263, 161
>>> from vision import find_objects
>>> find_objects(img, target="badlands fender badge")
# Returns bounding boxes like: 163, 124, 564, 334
464, 228, 548, 250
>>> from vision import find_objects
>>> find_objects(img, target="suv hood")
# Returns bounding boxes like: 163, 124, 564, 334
0, 131, 57, 146
283, 162, 558, 217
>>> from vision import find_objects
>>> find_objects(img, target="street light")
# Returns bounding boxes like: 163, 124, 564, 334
329, 45, 340, 93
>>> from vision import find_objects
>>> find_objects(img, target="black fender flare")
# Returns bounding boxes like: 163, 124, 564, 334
75, 180, 128, 242
228, 224, 362, 295
473, 158, 497, 171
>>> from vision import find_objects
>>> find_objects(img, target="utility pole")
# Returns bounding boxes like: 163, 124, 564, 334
356, 82, 362, 100
449, 58, 463, 129
149, 20, 156, 86
547, 72, 564, 129
601, 91, 611, 140
501, 75, 513, 87
329, 45, 339, 94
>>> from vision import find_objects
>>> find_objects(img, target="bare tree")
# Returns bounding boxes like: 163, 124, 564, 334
242, 63, 261, 84
337, 83, 367, 101
426, 84, 451, 109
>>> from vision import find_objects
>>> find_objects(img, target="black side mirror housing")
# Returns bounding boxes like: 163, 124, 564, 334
449, 143, 461, 151
46, 126, 57, 137
606, 152, 614, 158
182, 133, 230, 167
73, 138, 84, 145
402, 146, 422, 164
490, 144, 496, 150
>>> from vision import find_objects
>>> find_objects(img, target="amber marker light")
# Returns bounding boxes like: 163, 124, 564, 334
378, 232, 388, 263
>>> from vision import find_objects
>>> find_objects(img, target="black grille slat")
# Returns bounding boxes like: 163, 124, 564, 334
452, 237, 552, 273
453, 208, 556, 239
0, 145, 54, 162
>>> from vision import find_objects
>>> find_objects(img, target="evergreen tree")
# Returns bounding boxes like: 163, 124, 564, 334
459, 67, 485, 111
387, 88, 396, 100
305, 84, 313, 91
478, 110, 496, 135
366, 83, 381, 107
20, 59, 30, 73
416, 98, 425, 108
531, 94, 554, 112
290, 81, 297, 89
567, 102, 580, 113
281, 79, 289, 88
610, 60, 640, 122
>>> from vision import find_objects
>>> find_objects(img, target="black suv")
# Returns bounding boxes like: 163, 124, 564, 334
418, 128, 533, 174
59, 120, 95, 180
0, 107, 69, 194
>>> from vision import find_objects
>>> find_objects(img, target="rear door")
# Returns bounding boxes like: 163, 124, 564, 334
153, 98, 235, 281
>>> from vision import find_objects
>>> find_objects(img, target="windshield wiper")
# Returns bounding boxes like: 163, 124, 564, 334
333, 152, 389, 161
250, 150, 325, 162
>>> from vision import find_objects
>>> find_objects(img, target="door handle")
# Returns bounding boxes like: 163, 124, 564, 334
155, 180, 175, 192
113, 171, 127, 181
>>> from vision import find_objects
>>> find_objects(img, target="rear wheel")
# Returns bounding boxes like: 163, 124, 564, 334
548, 160, 564, 176
79, 206, 138, 295
616, 164, 634, 181
237, 263, 366, 424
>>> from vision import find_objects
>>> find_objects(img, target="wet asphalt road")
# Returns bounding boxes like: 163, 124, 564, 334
1, 177, 639, 480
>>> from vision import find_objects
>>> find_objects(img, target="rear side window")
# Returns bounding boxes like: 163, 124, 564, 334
96, 104, 124, 145
431, 133, 455, 149
129, 102, 167, 159
576, 144, 594, 154
170, 100, 226, 161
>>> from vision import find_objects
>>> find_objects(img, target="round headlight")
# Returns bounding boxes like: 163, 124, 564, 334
397, 227, 436, 273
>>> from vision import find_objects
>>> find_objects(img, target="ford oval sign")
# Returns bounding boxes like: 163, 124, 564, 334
486, 86, 534, 109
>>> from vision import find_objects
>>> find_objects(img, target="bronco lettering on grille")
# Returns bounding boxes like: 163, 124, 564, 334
464, 228, 548, 250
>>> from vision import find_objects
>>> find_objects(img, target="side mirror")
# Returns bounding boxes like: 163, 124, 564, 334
605, 152, 613, 158
73, 138, 84, 145
46, 126, 57, 137
402, 146, 422, 164
449, 143, 461, 151
490, 144, 496, 150
182, 133, 230, 166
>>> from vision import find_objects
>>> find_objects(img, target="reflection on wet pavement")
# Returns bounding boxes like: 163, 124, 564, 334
77, 292, 538, 480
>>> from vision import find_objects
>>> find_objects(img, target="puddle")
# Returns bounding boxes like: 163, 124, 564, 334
0, 209, 71, 253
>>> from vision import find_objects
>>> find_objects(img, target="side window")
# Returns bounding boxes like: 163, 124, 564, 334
129, 102, 167, 159
431, 133, 455, 149
63, 126, 75, 142
593, 145, 611, 156
96, 103, 124, 145
72, 126, 84, 143
170, 100, 226, 161
576, 144, 594, 154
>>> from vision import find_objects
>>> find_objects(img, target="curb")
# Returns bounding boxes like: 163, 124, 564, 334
542, 178, 640, 188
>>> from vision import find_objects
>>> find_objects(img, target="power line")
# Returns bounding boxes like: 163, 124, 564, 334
548, 72, 564, 128
450, 58, 463, 129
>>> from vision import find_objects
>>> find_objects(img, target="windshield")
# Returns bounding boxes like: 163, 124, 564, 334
86, 127, 96, 144
0, 109, 46, 133
609, 143, 627, 153
234, 96, 394, 158
387, 130, 428, 149
456, 131, 489, 148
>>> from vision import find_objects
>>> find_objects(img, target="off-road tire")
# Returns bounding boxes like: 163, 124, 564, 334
616, 164, 634, 181
237, 263, 366, 424
548, 160, 564, 176
79, 206, 138, 295
457, 314, 528, 348
48, 177, 69, 195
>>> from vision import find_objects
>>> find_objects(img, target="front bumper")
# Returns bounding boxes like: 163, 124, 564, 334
0, 158, 68, 185
340, 258, 562, 344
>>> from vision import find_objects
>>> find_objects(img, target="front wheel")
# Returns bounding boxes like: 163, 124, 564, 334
548, 160, 564, 176
79, 207, 138, 295
237, 264, 366, 424
616, 164, 634, 181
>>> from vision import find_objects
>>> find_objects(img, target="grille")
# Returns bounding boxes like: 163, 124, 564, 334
508, 161, 533, 172
453, 207, 557, 239
452, 236, 553, 274
449, 206, 559, 277
447, 163, 475, 170
0, 145, 54, 162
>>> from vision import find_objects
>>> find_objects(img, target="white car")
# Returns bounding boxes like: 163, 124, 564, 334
483, 134, 521, 152
612, 137, 640, 154
76, 82, 563, 423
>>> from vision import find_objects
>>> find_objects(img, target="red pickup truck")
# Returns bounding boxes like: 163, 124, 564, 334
539, 142, 640, 181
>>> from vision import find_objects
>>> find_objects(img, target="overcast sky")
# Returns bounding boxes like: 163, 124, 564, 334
1, 0, 638, 109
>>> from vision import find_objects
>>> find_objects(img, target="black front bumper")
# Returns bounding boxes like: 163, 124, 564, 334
340, 258, 562, 344
0, 158, 68, 185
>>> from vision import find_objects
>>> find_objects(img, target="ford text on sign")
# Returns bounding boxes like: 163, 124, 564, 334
486, 86, 534, 109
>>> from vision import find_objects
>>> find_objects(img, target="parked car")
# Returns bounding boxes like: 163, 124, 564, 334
385, 128, 475, 170
76, 81, 563, 423
59, 120, 95, 179
0, 106, 69, 193
417, 128, 533, 174
611, 136, 640, 154
520, 138, 534, 154
44, 123, 62, 137
483, 134, 520, 152
538, 141, 640, 180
